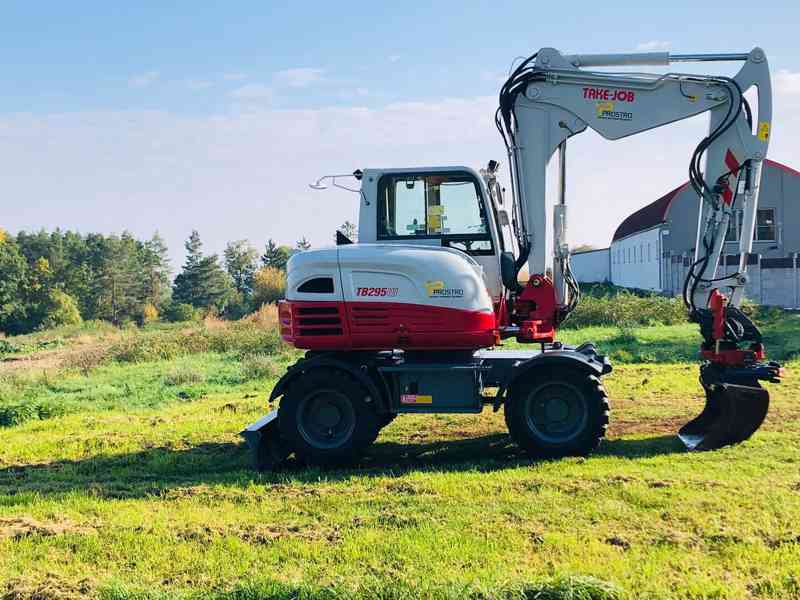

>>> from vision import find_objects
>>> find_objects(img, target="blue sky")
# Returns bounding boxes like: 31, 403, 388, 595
2, 1, 799, 266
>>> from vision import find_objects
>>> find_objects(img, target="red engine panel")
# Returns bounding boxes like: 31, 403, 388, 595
278, 299, 498, 351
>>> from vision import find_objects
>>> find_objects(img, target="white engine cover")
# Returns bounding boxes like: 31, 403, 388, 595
288, 244, 493, 311
283, 244, 497, 351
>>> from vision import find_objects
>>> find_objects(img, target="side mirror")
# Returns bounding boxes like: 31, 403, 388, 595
500, 251, 517, 290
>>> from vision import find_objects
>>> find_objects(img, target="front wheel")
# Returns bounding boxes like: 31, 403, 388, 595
505, 367, 609, 458
278, 368, 380, 465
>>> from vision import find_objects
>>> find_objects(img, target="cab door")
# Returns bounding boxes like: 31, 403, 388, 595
374, 170, 503, 300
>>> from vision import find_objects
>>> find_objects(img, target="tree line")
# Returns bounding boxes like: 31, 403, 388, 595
0, 226, 346, 335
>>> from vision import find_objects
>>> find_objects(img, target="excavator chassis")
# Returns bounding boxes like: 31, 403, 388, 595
241, 344, 612, 470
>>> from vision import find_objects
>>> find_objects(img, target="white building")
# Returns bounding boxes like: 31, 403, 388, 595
569, 248, 610, 284
570, 159, 800, 304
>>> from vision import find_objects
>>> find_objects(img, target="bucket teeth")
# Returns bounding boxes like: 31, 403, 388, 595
678, 383, 769, 451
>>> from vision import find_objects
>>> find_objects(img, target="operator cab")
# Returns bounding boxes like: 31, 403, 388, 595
356, 165, 516, 300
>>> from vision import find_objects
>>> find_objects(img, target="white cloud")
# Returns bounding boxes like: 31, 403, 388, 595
388, 54, 401, 63
228, 83, 273, 100
775, 69, 800, 95
355, 88, 369, 96
274, 67, 325, 88
636, 41, 670, 52
2, 83, 798, 266
128, 70, 160, 88
223, 72, 247, 81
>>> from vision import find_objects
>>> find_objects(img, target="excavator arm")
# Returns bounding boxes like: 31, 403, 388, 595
498, 47, 782, 450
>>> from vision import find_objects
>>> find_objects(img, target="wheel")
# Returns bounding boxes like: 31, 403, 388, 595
278, 368, 380, 465
505, 367, 609, 458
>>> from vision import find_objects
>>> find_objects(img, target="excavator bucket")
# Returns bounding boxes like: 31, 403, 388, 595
678, 383, 769, 451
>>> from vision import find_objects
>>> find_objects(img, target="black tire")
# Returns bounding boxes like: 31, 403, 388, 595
278, 368, 380, 465
505, 367, 609, 458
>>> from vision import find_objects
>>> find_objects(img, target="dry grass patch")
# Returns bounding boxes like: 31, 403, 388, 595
0, 516, 95, 540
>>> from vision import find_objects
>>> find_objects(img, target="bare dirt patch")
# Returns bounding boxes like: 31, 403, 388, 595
1, 575, 94, 600
0, 517, 95, 541
172, 521, 342, 545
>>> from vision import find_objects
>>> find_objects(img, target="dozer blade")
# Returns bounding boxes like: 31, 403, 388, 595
678, 383, 769, 451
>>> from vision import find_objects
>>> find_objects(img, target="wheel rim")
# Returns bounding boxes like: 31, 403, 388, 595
524, 381, 588, 444
296, 389, 357, 449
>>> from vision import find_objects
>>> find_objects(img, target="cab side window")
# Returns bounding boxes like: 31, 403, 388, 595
377, 172, 493, 255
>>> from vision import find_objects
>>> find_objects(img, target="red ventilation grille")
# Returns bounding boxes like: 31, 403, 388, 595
295, 305, 344, 337
350, 305, 391, 332
278, 300, 292, 338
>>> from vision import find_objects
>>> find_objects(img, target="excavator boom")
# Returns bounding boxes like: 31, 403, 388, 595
498, 47, 781, 449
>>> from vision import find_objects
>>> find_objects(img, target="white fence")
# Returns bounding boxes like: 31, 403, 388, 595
662, 253, 800, 308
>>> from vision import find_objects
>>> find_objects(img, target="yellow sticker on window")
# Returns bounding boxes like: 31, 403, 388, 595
427, 205, 444, 216
758, 122, 770, 141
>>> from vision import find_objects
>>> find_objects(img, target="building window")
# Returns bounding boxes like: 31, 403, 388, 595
640, 243, 644, 263
725, 209, 776, 243
756, 209, 776, 241
647, 243, 651, 262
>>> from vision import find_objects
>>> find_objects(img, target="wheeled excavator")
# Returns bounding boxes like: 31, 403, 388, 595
242, 47, 783, 468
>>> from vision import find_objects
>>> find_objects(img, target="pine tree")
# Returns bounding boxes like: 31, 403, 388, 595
173, 231, 204, 306
224, 240, 259, 295
261, 238, 291, 270
173, 231, 233, 311
0, 233, 28, 334
141, 232, 171, 310
97, 233, 142, 325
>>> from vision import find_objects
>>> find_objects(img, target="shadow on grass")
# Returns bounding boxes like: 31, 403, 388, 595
0, 433, 684, 500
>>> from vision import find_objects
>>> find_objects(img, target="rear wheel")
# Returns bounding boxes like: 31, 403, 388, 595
278, 368, 380, 465
505, 367, 609, 458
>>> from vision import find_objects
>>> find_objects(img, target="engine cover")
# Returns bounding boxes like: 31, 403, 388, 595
280, 244, 497, 351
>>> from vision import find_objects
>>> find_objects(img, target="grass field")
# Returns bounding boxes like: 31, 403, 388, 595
1, 310, 800, 599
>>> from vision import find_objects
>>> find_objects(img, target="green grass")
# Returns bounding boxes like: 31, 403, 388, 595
2, 314, 800, 599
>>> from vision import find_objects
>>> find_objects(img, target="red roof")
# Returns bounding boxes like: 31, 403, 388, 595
612, 182, 688, 241
612, 159, 799, 242
767, 158, 800, 178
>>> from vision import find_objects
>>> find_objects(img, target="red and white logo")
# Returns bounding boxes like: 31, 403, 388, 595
583, 87, 636, 102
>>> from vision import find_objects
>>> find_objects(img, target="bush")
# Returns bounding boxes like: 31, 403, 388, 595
141, 303, 160, 324
164, 365, 206, 386
41, 290, 82, 329
165, 302, 199, 323
63, 344, 110, 375
102, 318, 285, 365
224, 291, 253, 320
253, 266, 286, 306
564, 290, 686, 329
0, 339, 19, 356
0, 402, 64, 427
240, 353, 282, 381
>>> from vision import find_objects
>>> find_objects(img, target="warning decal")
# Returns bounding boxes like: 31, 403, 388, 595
400, 394, 433, 405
